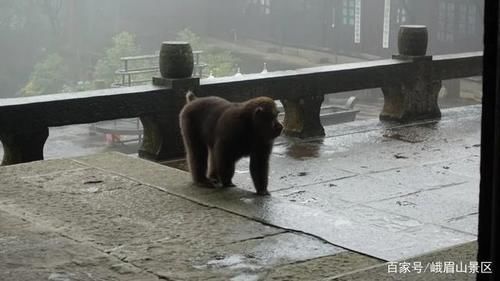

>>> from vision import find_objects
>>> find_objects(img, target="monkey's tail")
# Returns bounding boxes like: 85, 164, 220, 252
186, 91, 197, 103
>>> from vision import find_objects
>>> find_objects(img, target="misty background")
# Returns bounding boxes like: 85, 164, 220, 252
0, 0, 483, 99
0, 0, 485, 162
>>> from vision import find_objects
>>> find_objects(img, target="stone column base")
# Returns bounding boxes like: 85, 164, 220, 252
282, 95, 325, 138
0, 127, 49, 165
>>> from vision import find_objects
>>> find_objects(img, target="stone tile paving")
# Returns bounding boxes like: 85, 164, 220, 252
0, 105, 481, 280
0, 210, 160, 281
0, 153, 381, 280
75, 150, 475, 262
79, 106, 480, 262
233, 105, 480, 258
330, 242, 478, 281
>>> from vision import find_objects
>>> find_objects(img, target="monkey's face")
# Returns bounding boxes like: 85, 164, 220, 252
253, 105, 283, 139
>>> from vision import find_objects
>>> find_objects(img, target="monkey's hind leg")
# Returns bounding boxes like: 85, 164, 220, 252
181, 120, 213, 188
207, 149, 221, 186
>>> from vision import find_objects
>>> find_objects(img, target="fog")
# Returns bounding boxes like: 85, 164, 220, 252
0, 0, 483, 99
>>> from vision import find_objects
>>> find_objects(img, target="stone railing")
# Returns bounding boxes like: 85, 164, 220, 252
0, 26, 482, 166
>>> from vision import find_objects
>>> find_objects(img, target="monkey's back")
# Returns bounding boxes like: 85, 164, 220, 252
180, 96, 235, 146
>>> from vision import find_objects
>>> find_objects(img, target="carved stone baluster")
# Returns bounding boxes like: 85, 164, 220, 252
139, 42, 199, 161
282, 94, 325, 138
0, 127, 49, 165
381, 25, 442, 122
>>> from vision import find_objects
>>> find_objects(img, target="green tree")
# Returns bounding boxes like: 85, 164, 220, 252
176, 28, 238, 77
21, 53, 69, 96
0, 0, 50, 97
204, 51, 238, 77
176, 28, 204, 50
93, 32, 141, 87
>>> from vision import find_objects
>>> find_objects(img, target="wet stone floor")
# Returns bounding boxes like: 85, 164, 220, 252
0, 105, 481, 280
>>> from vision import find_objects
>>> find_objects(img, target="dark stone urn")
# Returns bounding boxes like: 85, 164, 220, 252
398, 25, 428, 56
159, 41, 194, 79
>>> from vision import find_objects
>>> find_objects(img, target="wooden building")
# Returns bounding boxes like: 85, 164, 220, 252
204, 0, 484, 58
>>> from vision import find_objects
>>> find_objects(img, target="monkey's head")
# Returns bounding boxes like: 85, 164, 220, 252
249, 97, 283, 140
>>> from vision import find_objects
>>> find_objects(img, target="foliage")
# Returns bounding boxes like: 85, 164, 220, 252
0, 0, 49, 97
0, 1, 39, 32
61, 81, 94, 93
176, 28, 204, 50
93, 32, 142, 87
21, 53, 69, 96
176, 29, 238, 77
204, 51, 239, 77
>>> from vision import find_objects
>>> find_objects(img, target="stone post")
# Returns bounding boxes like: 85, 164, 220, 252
380, 25, 442, 122
443, 79, 461, 99
139, 42, 199, 161
282, 94, 325, 138
0, 127, 49, 165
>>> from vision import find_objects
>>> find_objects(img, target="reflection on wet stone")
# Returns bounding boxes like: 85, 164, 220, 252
0, 105, 481, 279
284, 139, 324, 160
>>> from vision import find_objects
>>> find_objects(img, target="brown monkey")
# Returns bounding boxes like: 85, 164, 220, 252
179, 92, 283, 195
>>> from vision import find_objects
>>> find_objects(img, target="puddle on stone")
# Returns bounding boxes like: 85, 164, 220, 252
207, 254, 244, 268
383, 123, 440, 143
383, 132, 424, 143
84, 186, 100, 193
284, 140, 323, 160
200, 254, 262, 271
333, 218, 353, 227
396, 200, 417, 207
230, 274, 261, 281
48, 272, 75, 281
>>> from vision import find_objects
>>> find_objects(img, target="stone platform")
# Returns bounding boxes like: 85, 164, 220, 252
0, 105, 481, 280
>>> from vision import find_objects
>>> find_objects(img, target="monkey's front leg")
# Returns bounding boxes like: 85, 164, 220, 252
217, 161, 236, 188
250, 146, 272, 196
